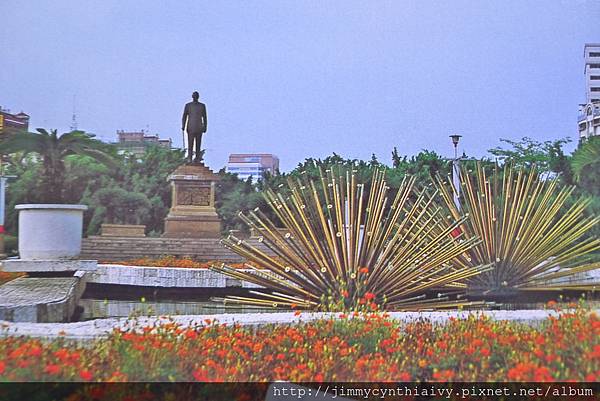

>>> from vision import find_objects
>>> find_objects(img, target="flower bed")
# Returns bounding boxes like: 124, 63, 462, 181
0, 271, 25, 285
101, 256, 246, 269
0, 306, 598, 382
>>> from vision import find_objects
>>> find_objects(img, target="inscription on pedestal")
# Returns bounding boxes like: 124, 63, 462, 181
176, 182, 211, 206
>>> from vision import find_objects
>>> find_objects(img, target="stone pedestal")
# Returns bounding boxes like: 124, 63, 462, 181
163, 163, 221, 238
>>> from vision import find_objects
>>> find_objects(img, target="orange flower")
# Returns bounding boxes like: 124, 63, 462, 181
359, 267, 369, 274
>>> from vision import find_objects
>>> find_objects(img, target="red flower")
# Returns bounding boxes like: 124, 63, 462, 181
185, 329, 198, 339
364, 292, 376, 301
79, 370, 93, 381
17, 360, 30, 369
591, 345, 600, 359
359, 267, 369, 274
480, 348, 491, 357
0, 361, 5, 375
193, 368, 210, 381
54, 348, 70, 362
534, 367, 553, 382
398, 371, 411, 381
28, 346, 42, 357
44, 364, 61, 375
276, 353, 286, 360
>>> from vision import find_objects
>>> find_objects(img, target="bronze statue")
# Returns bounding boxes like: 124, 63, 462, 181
182, 91, 207, 163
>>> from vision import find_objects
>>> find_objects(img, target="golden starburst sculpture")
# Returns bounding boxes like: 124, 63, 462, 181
212, 167, 492, 311
436, 163, 600, 296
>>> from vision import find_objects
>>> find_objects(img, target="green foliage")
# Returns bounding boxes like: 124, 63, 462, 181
572, 137, 600, 196
392, 148, 450, 182
215, 170, 266, 233
2, 131, 598, 245
91, 187, 151, 225
4, 138, 185, 236
3, 234, 17, 256
0, 129, 116, 203
488, 137, 572, 173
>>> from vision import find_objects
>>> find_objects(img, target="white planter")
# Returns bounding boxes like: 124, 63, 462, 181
16, 204, 87, 260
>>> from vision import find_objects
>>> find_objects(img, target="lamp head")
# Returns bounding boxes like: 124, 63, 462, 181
449, 134, 462, 147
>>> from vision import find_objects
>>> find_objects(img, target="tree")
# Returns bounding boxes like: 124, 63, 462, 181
488, 137, 571, 172
572, 137, 600, 196
91, 187, 151, 225
0, 129, 116, 203
391, 149, 449, 184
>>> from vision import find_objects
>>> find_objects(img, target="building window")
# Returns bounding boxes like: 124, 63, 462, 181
590, 52, 600, 57
590, 64, 600, 69
591, 88, 600, 92
591, 76, 600, 80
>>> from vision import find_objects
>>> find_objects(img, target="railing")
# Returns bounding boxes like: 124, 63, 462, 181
578, 108, 600, 122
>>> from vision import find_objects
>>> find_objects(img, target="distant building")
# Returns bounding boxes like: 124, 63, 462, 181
0, 107, 29, 134
226, 153, 280, 182
578, 44, 600, 142
584, 43, 600, 104
115, 130, 172, 156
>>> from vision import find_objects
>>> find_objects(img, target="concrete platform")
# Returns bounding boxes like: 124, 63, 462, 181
79, 298, 276, 320
86, 264, 264, 288
2, 309, 593, 341
2, 259, 97, 273
0, 274, 86, 322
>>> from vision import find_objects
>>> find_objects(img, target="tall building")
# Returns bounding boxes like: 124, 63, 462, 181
115, 130, 172, 156
578, 44, 600, 142
0, 107, 29, 134
584, 43, 600, 104
226, 153, 280, 182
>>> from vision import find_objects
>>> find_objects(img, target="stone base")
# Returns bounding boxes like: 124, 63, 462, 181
0, 274, 86, 322
163, 215, 221, 238
101, 224, 146, 237
3, 259, 98, 273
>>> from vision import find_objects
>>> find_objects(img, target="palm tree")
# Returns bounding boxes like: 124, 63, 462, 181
0, 129, 115, 203
572, 137, 600, 196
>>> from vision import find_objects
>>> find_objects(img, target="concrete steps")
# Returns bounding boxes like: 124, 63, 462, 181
81, 236, 269, 261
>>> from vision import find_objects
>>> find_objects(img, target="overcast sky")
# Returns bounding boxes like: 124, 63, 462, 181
1, 1, 598, 171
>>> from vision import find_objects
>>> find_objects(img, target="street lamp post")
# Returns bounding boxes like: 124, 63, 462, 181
449, 134, 462, 210
0, 157, 16, 258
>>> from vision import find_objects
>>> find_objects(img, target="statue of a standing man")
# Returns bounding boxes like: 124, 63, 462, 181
182, 91, 207, 164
